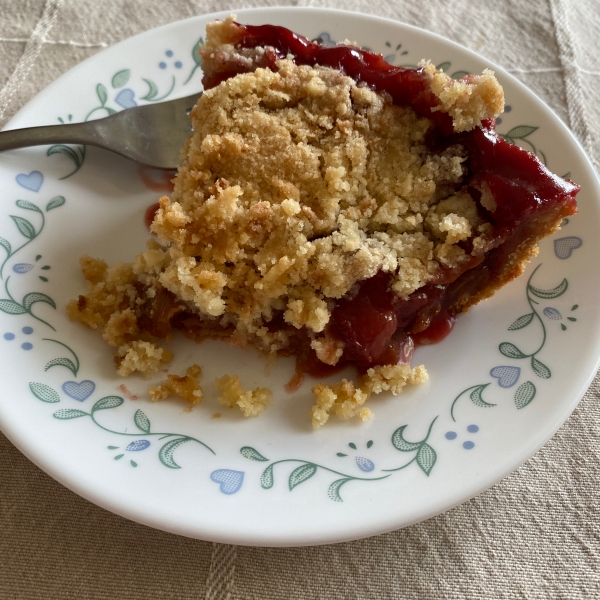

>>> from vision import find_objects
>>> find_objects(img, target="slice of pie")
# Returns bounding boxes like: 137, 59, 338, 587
68, 17, 579, 424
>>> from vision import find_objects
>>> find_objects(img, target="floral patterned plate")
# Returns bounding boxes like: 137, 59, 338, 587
1, 8, 599, 547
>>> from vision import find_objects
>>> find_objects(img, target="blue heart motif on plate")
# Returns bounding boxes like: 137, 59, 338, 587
115, 88, 137, 109
16, 170, 44, 192
490, 366, 521, 388
554, 236, 582, 259
210, 469, 244, 495
62, 380, 95, 401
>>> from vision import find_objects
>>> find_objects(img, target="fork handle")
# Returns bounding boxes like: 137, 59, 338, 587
0, 121, 101, 151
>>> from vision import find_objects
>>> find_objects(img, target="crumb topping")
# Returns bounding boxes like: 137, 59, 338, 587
68, 43, 503, 360
115, 341, 173, 377
143, 58, 498, 350
67, 256, 138, 332
311, 379, 369, 429
310, 363, 427, 428
422, 61, 504, 132
216, 374, 272, 417
361, 363, 429, 396
148, 364, 203, 406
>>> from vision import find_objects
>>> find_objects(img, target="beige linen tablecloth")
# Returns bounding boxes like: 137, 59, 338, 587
1, 1, 599, 598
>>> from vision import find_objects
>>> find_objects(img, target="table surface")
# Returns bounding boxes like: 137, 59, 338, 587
1, 1, 599, 598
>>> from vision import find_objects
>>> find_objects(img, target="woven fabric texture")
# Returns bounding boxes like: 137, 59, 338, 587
1, 1, 599, 598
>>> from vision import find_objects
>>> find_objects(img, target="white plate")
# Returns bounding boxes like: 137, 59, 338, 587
1, 8, 599, 547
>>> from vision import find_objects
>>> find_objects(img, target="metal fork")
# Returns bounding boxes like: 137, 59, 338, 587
0, 92, 202, 170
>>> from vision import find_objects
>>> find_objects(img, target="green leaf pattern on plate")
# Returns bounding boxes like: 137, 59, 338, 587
46, 196, 66, 211
10, 215, 36, 240
159, 438, 191, 469
29, 382, 60, 403
96, 83, 108, 106
416, 443, 437, 476
328, 478, 353, 502
16, 200, 42, 213
134, 409, 151, 433
111, 69, 131, 88
391, 425, 421, 452
92, 396, 124, 412
514, 381, 536, 409
508, 313, 534, 330
49, 47, 202, 179
289, 464, 318, 490
240, 446, 269, 462
498, 265, 569, 379
0, 299, 26, 315
54, 408, 89, 420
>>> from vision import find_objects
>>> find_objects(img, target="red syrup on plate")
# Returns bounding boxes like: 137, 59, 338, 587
144, 202, 160, 232
139, 165, 175, 232
203, 22, 580, 379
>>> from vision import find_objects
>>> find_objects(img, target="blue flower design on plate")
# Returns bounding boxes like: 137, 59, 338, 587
355, 456, 375, 472
126, 440, 151, 451
13, 263, 34, 274
446, 425, 479, 449
543, 307, 562, 320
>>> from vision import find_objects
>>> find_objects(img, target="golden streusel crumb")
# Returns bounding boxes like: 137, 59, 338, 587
65, 18, 578, 434
422, 61, 504, 132
215, 374, 272, 417
102, 308, 139, 347
203, 14, 240, 48
148, 364, 203, 406
67, 256, 138, 330
361, 363, 429, 396
144, 58, 496, 350
357, 407, 373, 422
203, 17, 503, 134
310, 379, 369, 429
115, 341, 173, 377
80, 254, 108, 284
311, 364, 427, 428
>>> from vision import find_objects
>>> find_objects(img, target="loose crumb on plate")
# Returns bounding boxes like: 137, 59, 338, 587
216, 374, 273, 417
360, 363, 429, 396
310, 363, 427, 429
148, 364, 203, 407
115, 340, 173, 377
311, 379, 369, 429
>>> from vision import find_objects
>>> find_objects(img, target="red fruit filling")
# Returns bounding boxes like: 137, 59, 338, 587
201, 22, 579, 377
